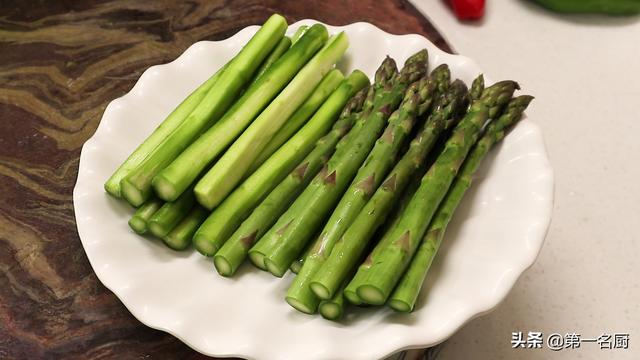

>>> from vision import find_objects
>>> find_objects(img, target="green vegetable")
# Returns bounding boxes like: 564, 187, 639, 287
193, 71, 369, 256
152, 23, 327, 203
251, 36, 292, 85
163, 206, 208, 251
312, 79, 471, 302
247, 69, 345, 174
128, 197, 164, 234
534, 0, 640, 15
343, 170, 421, 305
355, 80, 519, 305
286, 63, 444, 311
194, 30, 350, 210
389, 95, 533, 312
265, 52, 429, 314
214, 87, 367, 277
120, 14, 288, 206
104, 64, 226, 198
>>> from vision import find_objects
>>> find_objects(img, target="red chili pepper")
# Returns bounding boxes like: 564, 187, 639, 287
448, 0, 486, 20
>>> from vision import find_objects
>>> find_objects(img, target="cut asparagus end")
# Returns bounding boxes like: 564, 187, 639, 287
309, 282, 331, 300
285, 296, 316, 314
248, 251, 268, 270
152, 174, 180, 202
128, 216, 148, 234
388, 299, 413, 313
213, 256, 233, 277
319, 301, 343, 321
121, 180, 147, 207
194, 186, 217, 210
264, 259, 287, 277
104, 181, 121, 198
356, 285, 386, 305
193, 234, 219, 256
343, 289, 362, 305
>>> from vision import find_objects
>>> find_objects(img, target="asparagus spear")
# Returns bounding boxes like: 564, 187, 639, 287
119, 15, 287, 206
128, 197, 164, 234
286, 65, 446, 311
251, 36, 292, 85
163, 206, 208, 251
312, 79, 470, 301
247, 69, 345, 174
345, 128, 468, 305
194, 31, 350, 210
389, 95, 533, 312
193, 71, 369, 256
104, 63, 227, 198
263, 52, 428, 313
215, 88, 367, 276
147, 185, 196, 238
152, 23, 327, 203
355, 80, 519, 305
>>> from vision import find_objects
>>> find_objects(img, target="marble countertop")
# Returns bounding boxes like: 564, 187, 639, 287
411, 1, 640, 359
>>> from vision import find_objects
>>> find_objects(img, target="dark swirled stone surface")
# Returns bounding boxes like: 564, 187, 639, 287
0, 1, 450, 358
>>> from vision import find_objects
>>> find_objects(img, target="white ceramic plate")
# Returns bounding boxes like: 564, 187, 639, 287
74, 20, 554, 360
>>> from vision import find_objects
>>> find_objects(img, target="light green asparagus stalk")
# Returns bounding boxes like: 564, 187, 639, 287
389, 95, 533, 312
247, 59, 395, 272
194, 32, 350, 210
128, 197, 164, 234
263, 51, 429, 314
151, 23, 327, 203
291, 25, 309, 43
355, 80, 520, 305
193, 71, 369, 256
251, 36, 292, 85
163, 206, 208, 251
147, 185, 197, 238
247, 69, 345, 174
312, 79, 470, 301
119, 14, 287, 206
286, 65, 446, 311
214, 88, 368, 276
104, 63, 227, 198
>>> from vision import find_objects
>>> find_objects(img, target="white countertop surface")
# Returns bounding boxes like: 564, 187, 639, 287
410, 1, 640, 359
